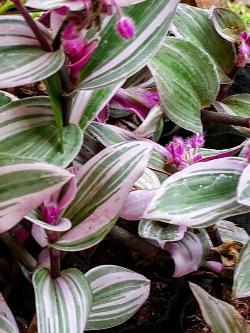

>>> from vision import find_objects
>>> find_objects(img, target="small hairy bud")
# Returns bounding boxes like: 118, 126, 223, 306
116, 16, 135, 39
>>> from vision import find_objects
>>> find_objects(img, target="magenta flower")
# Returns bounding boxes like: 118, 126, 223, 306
62, 23, 99, 82
166, 133, 205, 169
238, 31, 250, 67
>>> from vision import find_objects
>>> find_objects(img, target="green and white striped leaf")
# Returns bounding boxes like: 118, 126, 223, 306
143, 157, 250, 228
0, 154, 73, 233
217, 220, 249, 245
237, 163, 250, 206
0, 91, 17, 108
25, 0, 84, 10
33, 268, 92, 333
52, 141, 152, 251
0, 97, 83, 168
214, 94, 250, 135
138, 220, 186, 242
79, 0, 179, 89
70, 82, 123, 130
0, 16, 65, 88
134, 105, 163, 139
85, 265, 150, 330
210, 8, 246, 43
0, 293, 18, 333
134, 168, 161, 189
87, 122, 170, 173
190, 282, 250, 333
233, 240, 250, 298
171, 4, 236, 75
149, 37, 219, 133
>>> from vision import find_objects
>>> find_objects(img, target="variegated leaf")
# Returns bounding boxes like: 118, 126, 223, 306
190, 282, 250, 333
0, 97, 83, 168
138, 220, 186, 243
134, 105, 163, 139
210, 7, 245, 43
143, 157, 250, 228
214, 94, 250, 135
0, 154, 73, 233
165, 230, 208, 277
199, 142, 245, 162
233, 240, 250, 298
0, 293, 18, 333
134, 168, 161, 189
79, 0, 179, 89
149, 37, 219, 133
51, 142, 152, 251
171, 4, 236, 76
217, 220, 249, 245
70, 82, 123, 129
85, 265, 150, 330
0, 16, 65, 88
25, 0, 84, 10
0, 91, 17, 108
237, 163, 250, 206
87, 122, 169, 173
33, 268, 92, 333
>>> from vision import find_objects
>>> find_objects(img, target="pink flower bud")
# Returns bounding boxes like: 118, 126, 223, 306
116, 16, 135, 39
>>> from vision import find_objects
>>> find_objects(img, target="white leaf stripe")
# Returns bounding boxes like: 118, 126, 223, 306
0, 154, 73, 233
85, 265, 150, 330
143, 157, 250, 227
70, 82, 123, 128
190, 283, 249, 333
25, 0, 84, 10
79, 0, 179, 89
33, 268, 92, 333
0, 17, 65, 88
233, 240, 250, 298
52, 142, 151, 251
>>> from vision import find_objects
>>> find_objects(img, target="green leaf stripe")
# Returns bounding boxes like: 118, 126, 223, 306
233, 240, 250, 298
85, 265, 150, 330
33, 268, 92, 333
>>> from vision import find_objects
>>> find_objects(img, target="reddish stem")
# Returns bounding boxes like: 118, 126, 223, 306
201, 109, 250, 128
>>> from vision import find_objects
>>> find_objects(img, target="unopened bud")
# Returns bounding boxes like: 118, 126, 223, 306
116, 16, 135, 39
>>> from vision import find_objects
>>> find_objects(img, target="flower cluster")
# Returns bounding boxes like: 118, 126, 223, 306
238, 31, 250, 66
166, 133, 205, 169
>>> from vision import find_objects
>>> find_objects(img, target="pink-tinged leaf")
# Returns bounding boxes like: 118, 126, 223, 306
25, 0, 84, 10
205, 261, 224, 273
0, 154, 73, 233
165, 231, 209, 277
27, 217, 72, 232
37, 248, 50, 269
0, 293, 19, 333
134, 105, 163, 139
237, 163, 250, 206
120, 189, 157, 221
199, 142, 246, 162
50, 6, 69, 39
95, 106, 109, 123
52, 142, 152, 251
32, 225, 48, 248
0, 17, 65, 88
109, 0, 147, 6
33, 268, 92, 333
134, 168, 161, 190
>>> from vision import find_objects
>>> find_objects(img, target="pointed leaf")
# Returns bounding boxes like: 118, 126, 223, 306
0, 317, 18, 333
0, 154, 73, 233
149, 37, 219, 133
190, 282, 250, 333
79, 0, 179, 89
134, 168, 161, 189
33, 268, 92, 333
85, 265, 150, 330
171, 4, 236, 75
25, 0, 84, 10
233, 240, 250, 298
0, 16, 65, 88
237, 163, 250, 206
0, 294, 18, 333
52, 142, 152, 251
217, 220, 249, 245
70, 82, 123, 129
143, 157, 250, 228
87, 122, 169, 173
134, 105, 163, 139
138, 220, 186, 243
210, 8, 246, 43
0, 97, 83, 168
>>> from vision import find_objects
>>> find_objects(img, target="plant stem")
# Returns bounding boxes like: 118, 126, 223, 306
201, 109, 250, 128
206, 225, 223, 247
49, 248, 61, 279
11, 0, 52, 52
59, 66, 76, 125
0, 233, 36, 271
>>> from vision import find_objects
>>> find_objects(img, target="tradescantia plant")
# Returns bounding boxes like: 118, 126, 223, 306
0, 0, 250, 332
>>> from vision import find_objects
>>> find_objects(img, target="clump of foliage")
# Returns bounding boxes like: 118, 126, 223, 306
228, 1, 250, 25
0, 0, 249, 332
